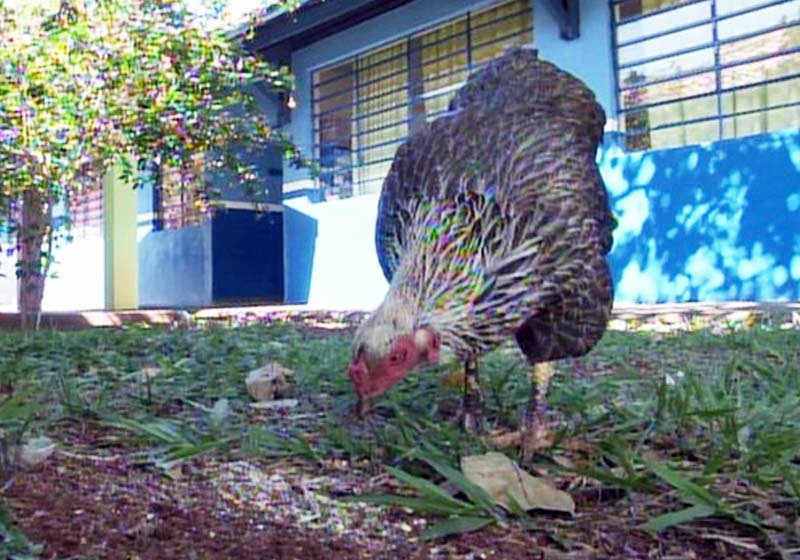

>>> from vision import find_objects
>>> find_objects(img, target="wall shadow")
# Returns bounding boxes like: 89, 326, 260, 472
283, 205, 317, 304
599, 129, 800, 302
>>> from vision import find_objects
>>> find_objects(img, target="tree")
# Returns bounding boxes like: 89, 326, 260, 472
0, 0, 306, 327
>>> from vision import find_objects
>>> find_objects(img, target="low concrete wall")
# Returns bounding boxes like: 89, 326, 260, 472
283, 129, 800, 308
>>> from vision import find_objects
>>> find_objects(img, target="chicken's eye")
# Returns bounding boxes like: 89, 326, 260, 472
389, 350, 407, 365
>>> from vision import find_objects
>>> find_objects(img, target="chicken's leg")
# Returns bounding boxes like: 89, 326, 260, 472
457, 355, 483, 433
520, 361, 556, 459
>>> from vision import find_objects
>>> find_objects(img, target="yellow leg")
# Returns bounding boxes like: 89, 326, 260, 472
521, 362, 556, 458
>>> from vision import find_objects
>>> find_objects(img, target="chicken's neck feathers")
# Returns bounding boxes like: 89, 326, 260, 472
381, 193, 515, 357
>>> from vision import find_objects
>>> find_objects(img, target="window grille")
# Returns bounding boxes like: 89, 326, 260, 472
312, 0, 533, 199
68, 189, 103, 235
152, 155, 208, 231
612, 0, 800, 151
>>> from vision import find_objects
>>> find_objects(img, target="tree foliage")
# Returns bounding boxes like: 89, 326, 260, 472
0, 0, 305, 319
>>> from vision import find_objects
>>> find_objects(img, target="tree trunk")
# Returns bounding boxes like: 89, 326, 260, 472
17, 190, 49, 330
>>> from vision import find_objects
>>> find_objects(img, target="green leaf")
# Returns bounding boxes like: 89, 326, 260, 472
162, 437, 231, 462
421, 515, 494, 541
414, 451, 497, 515
648, 462, 719, 508
104, 417, 194, 446
384, 465, 473, 512
0, 501, 44, 559
639, 504, 717, 532
0, 395, 35, 423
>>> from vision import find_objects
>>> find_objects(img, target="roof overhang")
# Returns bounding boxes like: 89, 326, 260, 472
244, 0, 416, 56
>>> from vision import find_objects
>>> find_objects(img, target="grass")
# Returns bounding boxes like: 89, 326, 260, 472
0, 318, 799, 556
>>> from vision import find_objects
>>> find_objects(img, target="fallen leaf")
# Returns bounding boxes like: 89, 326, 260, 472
461, 452, 574, 515
488, 431, 521, 448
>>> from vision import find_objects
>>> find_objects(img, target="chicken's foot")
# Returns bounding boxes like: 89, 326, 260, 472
456, 354, 483, 434
520, 361, 556, 459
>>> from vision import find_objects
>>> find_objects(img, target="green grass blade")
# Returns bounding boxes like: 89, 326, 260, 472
104, 418, 194, 446
648, 462, 719, 507
574, 464, 652, 492
384, 465, 473, 511
414, 451, 497, 515
639, 504, 717, 532
0, 395, 35, 423
422, 515, 494, 541
163, 437, 232, 462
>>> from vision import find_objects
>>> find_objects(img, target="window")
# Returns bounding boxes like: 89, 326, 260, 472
154, 155, 207, 230
612, 0, 800, 151
312, 0, 533, 199
68, 189, 103, 235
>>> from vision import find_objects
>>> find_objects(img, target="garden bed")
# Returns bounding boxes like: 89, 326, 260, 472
0, 308, 798, 559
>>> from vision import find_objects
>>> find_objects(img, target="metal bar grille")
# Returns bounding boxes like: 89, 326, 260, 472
312, 5, 532, 93
611, 0, 800, 151
312, 0, 533, 200
68, 188, 104, 235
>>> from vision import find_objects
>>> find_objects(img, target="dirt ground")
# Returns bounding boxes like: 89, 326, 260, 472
2, 305, 797, 559
4, 449, 752, 560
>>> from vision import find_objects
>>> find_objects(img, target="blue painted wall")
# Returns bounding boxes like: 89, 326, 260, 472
212, 209, 284, 304
283, 205, 317, 304
603, 130, 800, 302
139, 221, 212, 308
281, 130, 800, 308
536, 0, 616, 117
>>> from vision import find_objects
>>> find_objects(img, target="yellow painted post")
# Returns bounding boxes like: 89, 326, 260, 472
103, 165, 138, 310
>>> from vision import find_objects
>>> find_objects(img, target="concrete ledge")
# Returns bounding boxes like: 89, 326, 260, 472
1, 301, 798, 332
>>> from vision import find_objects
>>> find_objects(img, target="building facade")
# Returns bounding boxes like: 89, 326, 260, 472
1, 0, 798, 312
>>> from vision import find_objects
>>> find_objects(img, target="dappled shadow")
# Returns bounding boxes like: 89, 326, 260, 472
600, 129, 800, 302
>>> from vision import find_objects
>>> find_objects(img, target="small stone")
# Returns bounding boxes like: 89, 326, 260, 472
134, 367, 161, 383
19, 436, 56, 467
210, 398, 232, 424
246, 362, 293, 402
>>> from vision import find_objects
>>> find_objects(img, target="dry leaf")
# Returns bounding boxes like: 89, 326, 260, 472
488, 430, 522, 448
461, 452, 575, 515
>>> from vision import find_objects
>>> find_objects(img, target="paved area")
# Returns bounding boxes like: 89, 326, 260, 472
1, 301, 798, 331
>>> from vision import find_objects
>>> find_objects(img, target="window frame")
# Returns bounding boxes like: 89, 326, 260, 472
610, 0, 800, 151
310, 0, 534, 200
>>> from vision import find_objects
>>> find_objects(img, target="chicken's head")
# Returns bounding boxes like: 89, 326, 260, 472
348, 323, 440, 415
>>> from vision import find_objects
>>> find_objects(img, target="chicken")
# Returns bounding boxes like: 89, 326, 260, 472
347, 47, 614, 456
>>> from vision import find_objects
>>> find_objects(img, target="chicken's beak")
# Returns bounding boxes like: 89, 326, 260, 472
356, 395, 374, 418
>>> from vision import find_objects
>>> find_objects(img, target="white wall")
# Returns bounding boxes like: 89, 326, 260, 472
0, 230, 105, 313
0, 245, 17, 312
41, 230, 105, 311
284, 194, 388, 310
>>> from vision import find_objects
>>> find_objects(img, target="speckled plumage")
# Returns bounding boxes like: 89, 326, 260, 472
354, 47, 613, 367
